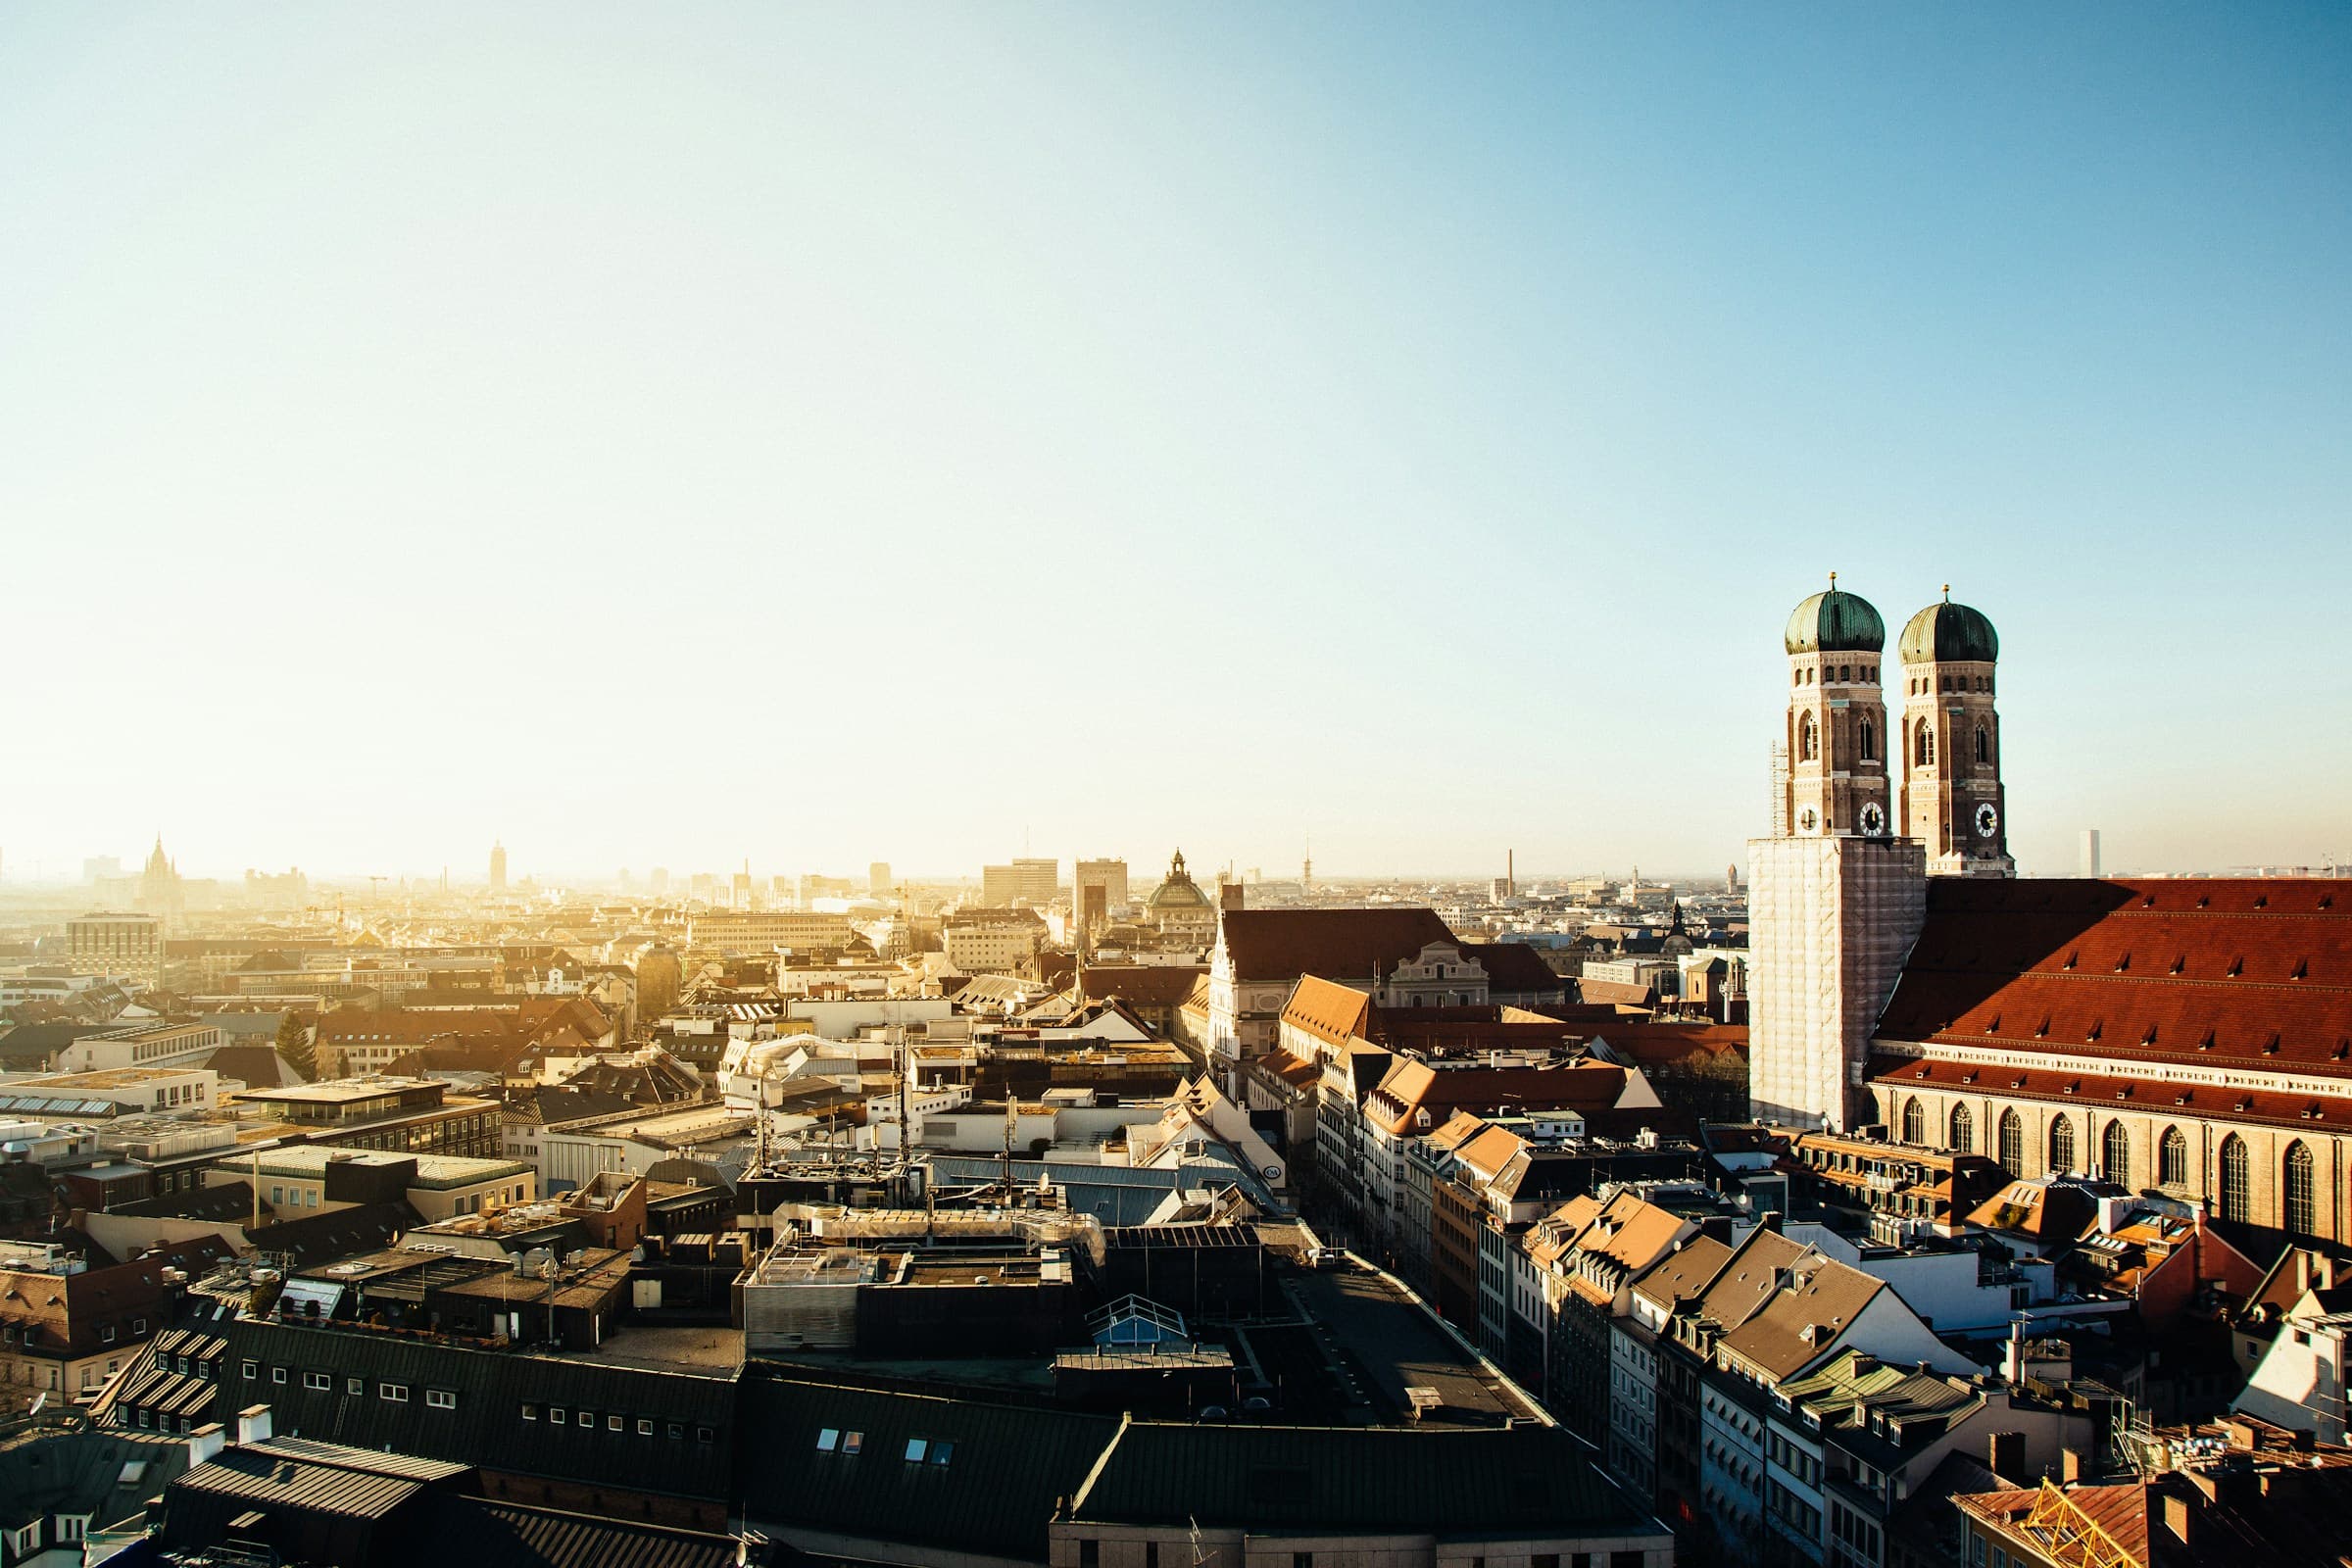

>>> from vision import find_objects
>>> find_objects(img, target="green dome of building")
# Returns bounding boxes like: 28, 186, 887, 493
1898, 594, 1999, 663
1783, 582, 1886, 656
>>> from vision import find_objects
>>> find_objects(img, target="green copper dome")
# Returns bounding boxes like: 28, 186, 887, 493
1898, 596, 1999, 663
1784, 586, 1886, 656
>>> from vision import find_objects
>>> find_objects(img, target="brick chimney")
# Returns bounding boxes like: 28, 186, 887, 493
235, 1403, 273, 1446
1986, 1431, 2025, 1482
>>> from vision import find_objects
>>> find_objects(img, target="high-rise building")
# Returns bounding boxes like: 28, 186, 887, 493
1749, 581, 1926, 1130
2080, 829, 2102, 879
869, 861, 893, 896
67, 911, 163, 990
732, 864, 754, 909
1074, 858, 1129, 926
489, 841, 508, 893
1012, 858, 1058, 906
650, 866, 669, 897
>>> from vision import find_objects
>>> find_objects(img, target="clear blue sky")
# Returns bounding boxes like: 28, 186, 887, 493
2, 4, 2345, 883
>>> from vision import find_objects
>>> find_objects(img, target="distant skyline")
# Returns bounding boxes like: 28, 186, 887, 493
3, 5, 2346, 881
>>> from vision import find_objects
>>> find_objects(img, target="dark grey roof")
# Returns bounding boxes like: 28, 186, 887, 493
214, 1318, 737, 1500
243, 1200, 420, 1265
175, 1438, 463, 1522
736, 1370, 1115, 1561
416, 1496, 750, 1568
1069, 1420, 1660, 1539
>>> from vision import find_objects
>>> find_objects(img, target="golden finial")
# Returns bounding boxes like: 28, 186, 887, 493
1942, 583, 1951, 602
1829, 570, 1838, 587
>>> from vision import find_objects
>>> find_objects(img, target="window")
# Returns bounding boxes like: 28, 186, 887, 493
304, 1372, 331, 1392
521, 1404, 539, 1421
607, 1414, 624, 1432
905, 1438, 928, 1462
2284, 1141, 2317, 1234
348, 1377, 366, 1396
380, 1383, 409, 1402
1997, 1109, 2024, 1176
1976, 723, 1991, 765
1080, 1543, 1101, 1568
698, 1425, 717, 1446
427, 1390, 457, 1410
1949, 1102, 1973, 1153
930, 1440, 954, 1466
550, 1408, 567, 1425
1901, 1098, 1925, 1146
2220, 1136, 2251, 1223
1859, 717, 1876, 761
2102, 1121, 2131, 1186
1798, 712, 1819, 763
270, 1366, 286, 1384
1915, 720, 1936, 766
667, 1423, 684, 1441
1294, 1555, 1314, 1568
636, 1418, 654, 1436
2048, 1114, 2076, 1174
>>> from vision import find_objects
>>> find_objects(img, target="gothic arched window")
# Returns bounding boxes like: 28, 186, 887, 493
1859, 718, 1877, 761
2284, 1142, 2318, 1235
2048, 1114, 2076, 1174
1901, 1098, 1925, 1146
1975, 724, 1990, 765
1997, 1109, 2024, 1176
2159, 1126, 2188, 1188
2219, 1135, 2251, 1223
1798, 712, 1818, 762
2102, 1120, 2131, 1186
1949, 1102, 1974, 1153
1915, 721, 1936, 767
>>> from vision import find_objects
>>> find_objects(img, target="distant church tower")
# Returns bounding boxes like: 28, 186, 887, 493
1897, 590, 2014, 877
1748, 580, 1926, 1131
489, 840, 509, 894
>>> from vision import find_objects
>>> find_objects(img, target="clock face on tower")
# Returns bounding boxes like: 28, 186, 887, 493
1799, 808, 1819, 834
1975, 802, 2000, 838
1858, 802, 1886, 836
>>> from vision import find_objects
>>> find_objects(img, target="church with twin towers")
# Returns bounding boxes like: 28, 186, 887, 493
1747, 576, 2015, 1131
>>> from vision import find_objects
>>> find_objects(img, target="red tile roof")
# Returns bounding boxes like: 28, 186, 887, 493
1877, 877, 2352, 1077
1217, 908, 1455, 984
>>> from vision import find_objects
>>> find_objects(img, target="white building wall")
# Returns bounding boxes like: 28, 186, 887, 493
1746, 835, 1925, 1130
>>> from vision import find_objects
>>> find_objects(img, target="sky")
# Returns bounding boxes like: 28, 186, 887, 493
2, 4, 2347, 885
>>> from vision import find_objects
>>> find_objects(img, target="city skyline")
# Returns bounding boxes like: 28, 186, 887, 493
4, 5, 2347, 878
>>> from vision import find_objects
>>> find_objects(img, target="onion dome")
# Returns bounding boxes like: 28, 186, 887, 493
1784, 578, 1886, 656
1898, 589, 1999, 663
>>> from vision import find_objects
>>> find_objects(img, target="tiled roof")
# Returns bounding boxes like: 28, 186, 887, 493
1461, 941, 1566, 996
1076, 965, 1207, 1008
1218, 908, 1456, 984
1280, 975, 1376, 1048
1877, 877, 2352, 1075
1630, 1234, 1734, 1309
1361, 1059, 1632, 1136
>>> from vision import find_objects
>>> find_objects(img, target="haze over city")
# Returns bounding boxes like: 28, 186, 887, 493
4, 4, 2347, 881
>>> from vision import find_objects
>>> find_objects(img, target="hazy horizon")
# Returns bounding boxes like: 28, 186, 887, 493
5, 4, 2346, 883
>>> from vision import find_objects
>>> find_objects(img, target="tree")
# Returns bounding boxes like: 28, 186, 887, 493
273, 1011, 316, 1080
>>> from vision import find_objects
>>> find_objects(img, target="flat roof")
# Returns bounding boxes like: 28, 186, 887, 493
235, 1077, 443, 1103
11, 1067, 211, 1089
249, 1147, 530, 1184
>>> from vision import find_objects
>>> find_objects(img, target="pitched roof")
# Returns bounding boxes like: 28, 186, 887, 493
1218, 908, 1456, 983
1066, 1420, 1657, 1538
735, 1371, 1114, 1560
1361, 1058, 1633, 1136
1075, 965, 1208, 1008
1631, 1234, 1735, 1310
1717, 1253, 1887, 1381
1462, 941, 1566, 996
1876, 877, 2352, 1077
1279, 975, 1375, 1050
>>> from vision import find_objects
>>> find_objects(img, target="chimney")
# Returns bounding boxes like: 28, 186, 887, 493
2298, 1250, 2313, 1295
235, 1403, 273, 1446
2162, 1492, 2194, 1548
187, 1422, 228, 1468
1986, 1432, 2025, 1482
2060, 1447, 2087, 1484
1760, 1211, 1783, 1235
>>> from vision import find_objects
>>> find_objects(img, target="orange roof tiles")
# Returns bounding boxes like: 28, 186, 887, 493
1877, 877, 2352, 1076
1280, 976, 1375, 1050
